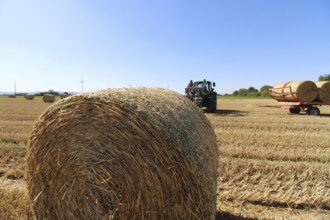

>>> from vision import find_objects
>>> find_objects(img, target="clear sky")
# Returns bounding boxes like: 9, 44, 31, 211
1, 0, 330, 94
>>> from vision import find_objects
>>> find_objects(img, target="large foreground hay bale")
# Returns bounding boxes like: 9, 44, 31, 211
26, 88, 218, 219
42, 94, 55, 103
315, 81, 330, 102
24, 94, 35, 100
270, 81, 318, 102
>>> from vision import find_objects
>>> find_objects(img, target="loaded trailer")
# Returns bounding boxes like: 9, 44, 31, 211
269, 84, 330, 116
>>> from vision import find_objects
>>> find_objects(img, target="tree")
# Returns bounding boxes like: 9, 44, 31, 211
260, 85, 273, 93
231, 86, 273, 97
247, 86, 258, 93
232, 90, 239, 96
259, 85, 273, 98
319, 73, 330, 81
47, 90, 59, 95
238, 88, 248, 96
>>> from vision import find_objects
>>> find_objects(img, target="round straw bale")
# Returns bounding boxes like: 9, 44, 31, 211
26, 88, 218, 220
315, 81, 330, 102
42, 94, 55, 103
287, 81, 318, 102
270, 81, 318, 102
269, 81, 291, 101
24, 94, 35, 100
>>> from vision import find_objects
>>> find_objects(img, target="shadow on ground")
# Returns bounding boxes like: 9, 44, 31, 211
212, 109, 249, 117
216, 211, 256, 220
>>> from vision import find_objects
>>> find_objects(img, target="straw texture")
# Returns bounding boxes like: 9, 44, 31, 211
270, 81, 318, 102
269, 81, 291, 101
315, 81, 330, 102
42, 94, 55, 103
26, 88, 218, 220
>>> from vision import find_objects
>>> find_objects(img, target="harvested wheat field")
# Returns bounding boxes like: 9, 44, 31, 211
0, 95, 329, 219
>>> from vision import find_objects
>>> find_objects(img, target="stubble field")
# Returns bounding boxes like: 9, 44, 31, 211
0, 96, 329, 219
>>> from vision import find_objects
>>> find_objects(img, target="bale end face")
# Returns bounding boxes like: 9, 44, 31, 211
26, 88, 219, 219
42, 94, 55, 103
24, 95, 35, 100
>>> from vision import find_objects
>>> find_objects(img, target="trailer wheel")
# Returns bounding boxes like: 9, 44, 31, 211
306, 107, 320, 116
289, 107, 301, 114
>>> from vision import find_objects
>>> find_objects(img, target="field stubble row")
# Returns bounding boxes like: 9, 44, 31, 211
207, 98, 330, 218
0, 98, 52, 142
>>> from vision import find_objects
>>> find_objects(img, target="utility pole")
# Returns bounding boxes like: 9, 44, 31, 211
80, 78, 85, 92
14, 80, 16, 95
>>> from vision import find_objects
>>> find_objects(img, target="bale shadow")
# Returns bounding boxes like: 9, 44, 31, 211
216, 211, 256, 220
213, 109, 249, 117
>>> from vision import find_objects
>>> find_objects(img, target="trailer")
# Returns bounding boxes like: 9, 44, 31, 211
269, 86, 330, 116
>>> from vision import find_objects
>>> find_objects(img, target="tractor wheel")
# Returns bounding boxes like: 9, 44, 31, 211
306, 107, 320, 116
206, 97, 217, 113
289, 107, 301, 114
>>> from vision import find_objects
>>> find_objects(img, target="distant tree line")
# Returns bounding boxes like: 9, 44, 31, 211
30, 90, 69, 96
35, 90, 60, 96
319, 73, 330, 81
229, 85, 273, 97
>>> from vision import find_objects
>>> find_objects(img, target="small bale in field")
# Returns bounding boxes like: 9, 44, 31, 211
26, 88, 218, 220
270, 80, 318, 102
42, 94, 55, 103
8, 95, 16, 98
315, 81, 330, 102
24, 94, 35, 100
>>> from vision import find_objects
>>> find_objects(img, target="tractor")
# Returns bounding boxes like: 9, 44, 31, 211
185, 79, 217, 113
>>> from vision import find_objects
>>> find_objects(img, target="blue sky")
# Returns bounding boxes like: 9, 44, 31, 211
1, 0, 330, 94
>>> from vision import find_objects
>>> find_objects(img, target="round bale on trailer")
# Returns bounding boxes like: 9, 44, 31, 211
269, 81, 318, 102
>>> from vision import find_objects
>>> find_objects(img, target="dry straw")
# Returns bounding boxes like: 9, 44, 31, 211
42, 94, 55, 103
26, 88, 218, 220
24, 94, 35, 100
270, 81, 318, 102
269, 81, 291, 101
315, 81, 330, 102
